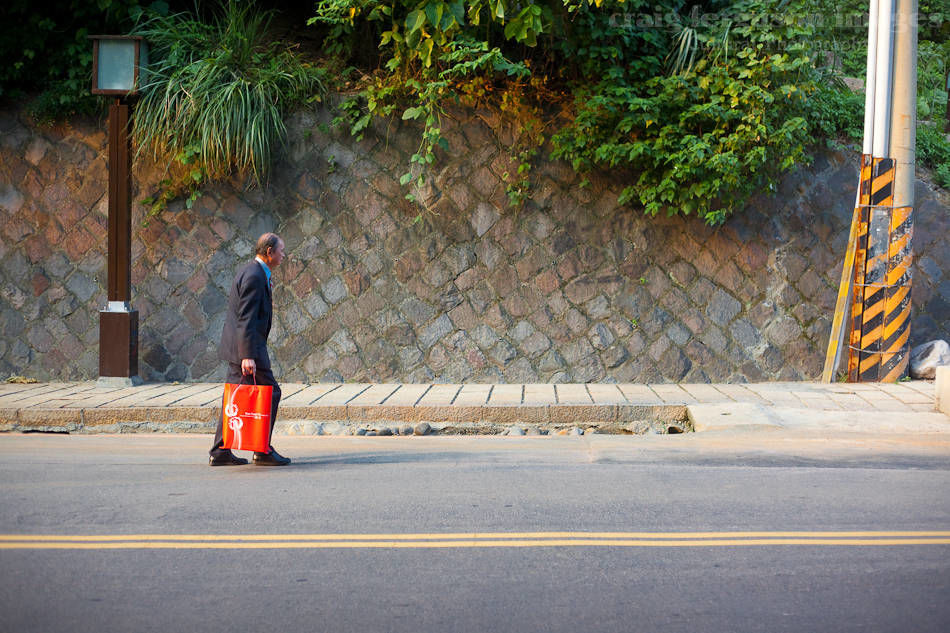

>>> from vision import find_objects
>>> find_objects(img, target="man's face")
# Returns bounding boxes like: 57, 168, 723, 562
267, 239, 285, 267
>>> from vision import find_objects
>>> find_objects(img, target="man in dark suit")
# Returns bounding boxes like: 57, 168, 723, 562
209, 232, 291, 466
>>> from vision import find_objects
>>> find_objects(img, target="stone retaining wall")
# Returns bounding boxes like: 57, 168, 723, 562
1, 105, 948, 383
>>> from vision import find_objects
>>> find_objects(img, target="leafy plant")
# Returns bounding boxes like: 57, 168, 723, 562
918, 123, 950, 188
133, 0, 327, 213
553, 0, 817, 223
805, 77, 864, 145
311, 0, 851, 223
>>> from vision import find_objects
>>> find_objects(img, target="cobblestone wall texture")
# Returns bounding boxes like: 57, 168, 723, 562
1, 105, 948, 383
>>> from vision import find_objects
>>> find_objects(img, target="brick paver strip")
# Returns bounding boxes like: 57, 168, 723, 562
586, 384, 626, 404
810, 397, 844, 410
878, 384, 935, 404
793, 388, 836, 398
555, 384, 591, 404
453, 384, 492, 406
649, 384, 695, 404
523, 384, 556, 404
316, 383, 372, 405
680, 384, 733, 403
416, 384, 462, 406
0, 383, 83, 406
128, 384, 210, 407
898, 381, 936, 396
87, 383, 170, 407
849, 387, 904, 403
148, 384, 221, 406
280, 384, 341, 406
711, 384, 770, 404
791, 391, 845, 410
827, 393, 871, 409
0, 383, 60, 398
82, 384, 159, 404
616, 384, 660, 403
489, 384, 523, 405
381, 384, 431, 406
47, 388, 113, 401
27, 399, 73, 409
172, 385, 227, 407
835, 383, 886, 392
874, 399, 922, 412
853, 394, 913, 412
4, 383, 99, 408
347, 384, 401, 406
740, 384, 802, 406
279, 383, 309, 400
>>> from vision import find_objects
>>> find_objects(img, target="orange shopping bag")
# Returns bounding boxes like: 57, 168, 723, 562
221, 378, 272, 453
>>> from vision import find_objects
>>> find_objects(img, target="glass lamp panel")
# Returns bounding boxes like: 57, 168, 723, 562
97, 39, 136, 91
138, 42, 149, 88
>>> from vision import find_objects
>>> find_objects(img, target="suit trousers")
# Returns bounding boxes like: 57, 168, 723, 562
210, 363, 282, 456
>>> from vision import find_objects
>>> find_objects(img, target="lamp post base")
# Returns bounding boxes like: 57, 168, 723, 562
96, 376, 143, 388
99, 309, 141, 386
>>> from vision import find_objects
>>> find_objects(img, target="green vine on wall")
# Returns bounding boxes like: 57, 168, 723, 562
312, 0, 832, 224
7, 0, 947, 218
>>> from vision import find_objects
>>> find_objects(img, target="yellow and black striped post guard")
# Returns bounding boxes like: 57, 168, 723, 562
844, 156, 914, 382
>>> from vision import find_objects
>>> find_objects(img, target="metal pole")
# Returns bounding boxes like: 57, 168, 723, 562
107, 100, 133, 306
862, 0, 880, 155
875, 0, 917, 381
889, 0, 917, 208
825, 0, 885, 382
872, 0, 896, 157
98, 99, 141, 387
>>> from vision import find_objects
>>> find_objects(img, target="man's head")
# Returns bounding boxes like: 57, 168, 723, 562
255, 233, 285, 268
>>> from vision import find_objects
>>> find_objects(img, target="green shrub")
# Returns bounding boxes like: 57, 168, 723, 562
918, 123, 950, 188
312, 0, 829, 224
805, 81, 864, 144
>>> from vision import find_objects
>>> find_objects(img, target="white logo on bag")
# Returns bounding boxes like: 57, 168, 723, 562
228, 417, 243, 430
225, 403, 239, 417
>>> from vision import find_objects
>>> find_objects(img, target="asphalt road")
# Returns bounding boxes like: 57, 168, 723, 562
1, 432, 949, 633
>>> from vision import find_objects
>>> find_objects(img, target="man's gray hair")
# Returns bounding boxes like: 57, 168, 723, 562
255, 233, 281, 256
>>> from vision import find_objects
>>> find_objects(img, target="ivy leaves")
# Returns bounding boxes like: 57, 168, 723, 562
315, 0, 828, 224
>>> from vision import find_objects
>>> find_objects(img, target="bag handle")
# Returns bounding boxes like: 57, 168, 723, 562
237, 371, 257, 386
225, 371, 258, 415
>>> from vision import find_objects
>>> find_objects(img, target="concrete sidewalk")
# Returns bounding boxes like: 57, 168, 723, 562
0, 380, 946, 435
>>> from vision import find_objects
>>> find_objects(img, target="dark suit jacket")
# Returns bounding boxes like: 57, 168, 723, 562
219, 260, 273, 370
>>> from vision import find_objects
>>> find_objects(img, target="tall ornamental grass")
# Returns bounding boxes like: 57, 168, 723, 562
133, 0, 325, 206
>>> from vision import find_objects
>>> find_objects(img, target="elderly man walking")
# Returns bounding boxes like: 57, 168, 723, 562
209, 232, 291, 466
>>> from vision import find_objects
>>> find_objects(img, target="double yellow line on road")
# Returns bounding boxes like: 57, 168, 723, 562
2, 531, 950, 550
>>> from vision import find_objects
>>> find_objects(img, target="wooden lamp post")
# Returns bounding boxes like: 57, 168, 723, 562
90, 35, 148, 387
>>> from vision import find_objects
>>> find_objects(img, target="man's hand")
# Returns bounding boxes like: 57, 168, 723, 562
241, 358, 256, 376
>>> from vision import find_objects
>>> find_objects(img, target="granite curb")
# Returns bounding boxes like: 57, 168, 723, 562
0, 403, 691, 435
0, 381, 943, 436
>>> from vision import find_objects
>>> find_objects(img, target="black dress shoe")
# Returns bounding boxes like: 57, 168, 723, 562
253, 448, 291, 466
209, 451, 248, 466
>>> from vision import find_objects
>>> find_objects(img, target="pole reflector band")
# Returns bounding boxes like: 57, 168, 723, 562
870, 157, 895, 206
